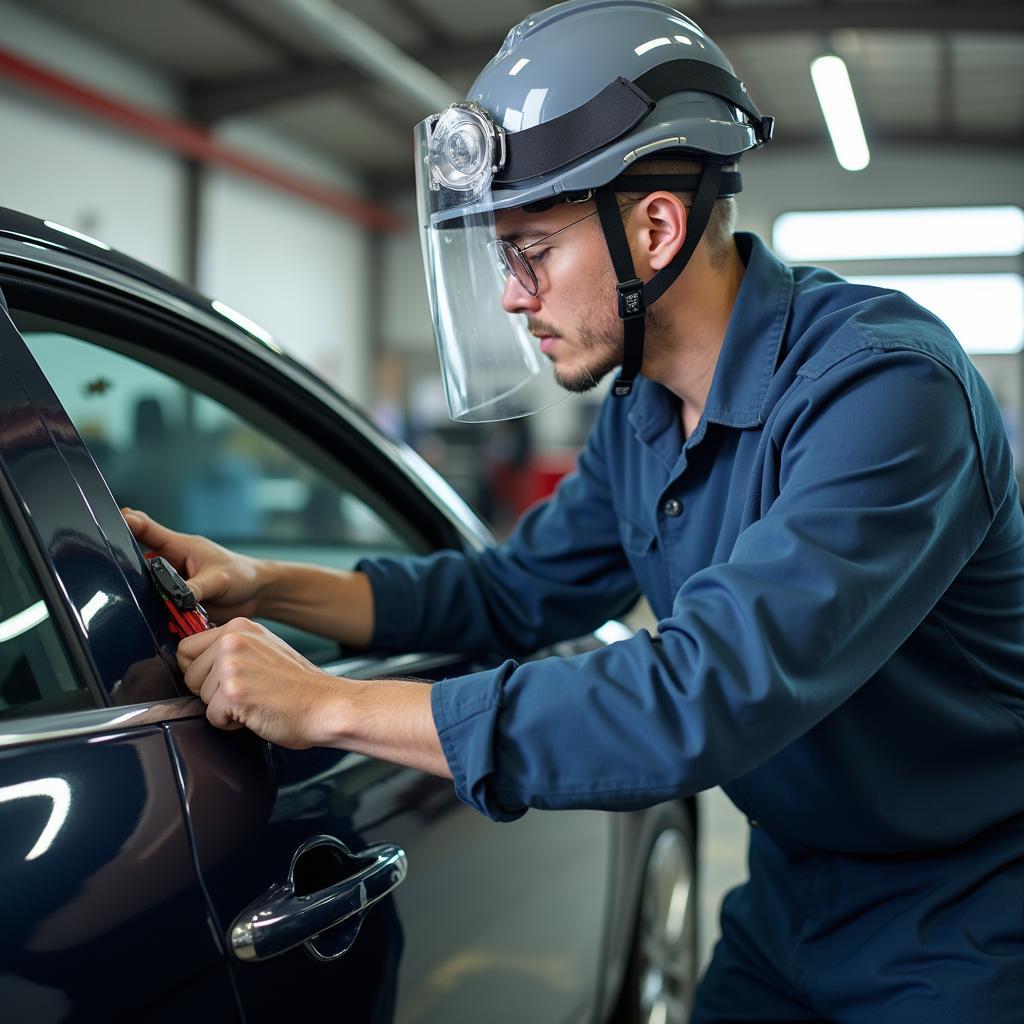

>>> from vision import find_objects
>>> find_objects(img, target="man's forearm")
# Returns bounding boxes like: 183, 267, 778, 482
329, 678, 452, 779
256, 561, 375, 647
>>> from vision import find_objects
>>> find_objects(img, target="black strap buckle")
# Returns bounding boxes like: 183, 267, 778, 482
617, 279, 646, 320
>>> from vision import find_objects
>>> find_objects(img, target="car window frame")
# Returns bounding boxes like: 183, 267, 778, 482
0, 262, 484, 555
0, 311, 120, 721
0, 244, 499, 682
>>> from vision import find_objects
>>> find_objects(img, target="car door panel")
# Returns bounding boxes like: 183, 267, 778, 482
169, 653, 612, 1024
1, 290, 242, 1022
0, 724, 241, 1022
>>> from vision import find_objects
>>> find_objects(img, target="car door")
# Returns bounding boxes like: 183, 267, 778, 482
0, 294, 241, 1023
0, 253, 615, 1024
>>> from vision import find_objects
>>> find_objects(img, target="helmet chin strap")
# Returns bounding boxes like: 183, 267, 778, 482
595, 162, 725, 397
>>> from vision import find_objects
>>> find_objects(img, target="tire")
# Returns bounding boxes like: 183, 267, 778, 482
614, 803, 699, 1024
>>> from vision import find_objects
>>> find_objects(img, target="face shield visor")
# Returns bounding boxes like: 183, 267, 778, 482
414, 103, 565, 422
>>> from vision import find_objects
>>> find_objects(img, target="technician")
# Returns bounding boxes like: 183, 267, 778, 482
125, 2, 1024, 1020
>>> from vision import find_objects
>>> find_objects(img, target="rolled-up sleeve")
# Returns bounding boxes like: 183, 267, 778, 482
430, 350, 997, 820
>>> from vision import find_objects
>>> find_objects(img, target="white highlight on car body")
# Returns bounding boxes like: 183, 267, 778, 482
0, 777, 72, 861
80, 591, 109, 631
44, 221, 113, 251
211, 300, 283, 353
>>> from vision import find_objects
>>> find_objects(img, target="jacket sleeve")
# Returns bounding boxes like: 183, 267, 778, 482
358, 398, 641, 656
430, 351, 998, 821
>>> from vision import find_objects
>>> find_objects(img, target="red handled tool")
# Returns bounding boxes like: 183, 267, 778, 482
144, 553, 211, 638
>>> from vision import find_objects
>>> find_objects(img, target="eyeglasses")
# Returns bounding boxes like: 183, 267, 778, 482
488, 209, 598, 296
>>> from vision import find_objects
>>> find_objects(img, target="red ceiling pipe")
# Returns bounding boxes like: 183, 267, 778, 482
0, 47, 406, 234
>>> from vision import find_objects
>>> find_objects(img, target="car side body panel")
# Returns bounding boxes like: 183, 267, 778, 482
0, 716, 241, 1021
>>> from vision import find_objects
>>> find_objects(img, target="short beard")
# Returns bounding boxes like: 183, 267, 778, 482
554, 342, 621, 393
552, 306, 666, 394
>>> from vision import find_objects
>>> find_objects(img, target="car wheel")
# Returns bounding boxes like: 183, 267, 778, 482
615, 804, 698, 1024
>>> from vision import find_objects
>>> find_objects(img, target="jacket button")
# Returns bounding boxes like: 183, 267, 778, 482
662, 498, 682, 517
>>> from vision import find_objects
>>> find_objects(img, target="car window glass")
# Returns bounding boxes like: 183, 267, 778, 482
16, 318, 425, 663
19, 326, 417, 567
0, 503, 91, 722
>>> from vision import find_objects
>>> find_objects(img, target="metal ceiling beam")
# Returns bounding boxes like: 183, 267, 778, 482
0, 47, 405, 233
190, 64, 370, 123
697, 1, 1024, 36
261, 0, 458, 113
189, 0, 1023, 123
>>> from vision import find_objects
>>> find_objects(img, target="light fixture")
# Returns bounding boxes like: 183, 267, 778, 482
810, 55, 870, 172
846, 274, 1024, 355
773, 207, 1024, 261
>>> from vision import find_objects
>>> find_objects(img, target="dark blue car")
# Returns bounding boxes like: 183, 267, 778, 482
0, 206, 697, 1024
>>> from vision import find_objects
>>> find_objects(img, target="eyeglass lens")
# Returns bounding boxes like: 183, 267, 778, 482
494, 240, 538, 295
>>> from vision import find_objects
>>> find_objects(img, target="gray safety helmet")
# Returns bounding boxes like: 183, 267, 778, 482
466, 0, 771, 216
416, 0, 773, 410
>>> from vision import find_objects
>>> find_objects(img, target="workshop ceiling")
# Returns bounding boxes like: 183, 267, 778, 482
20, 0, 1024, 192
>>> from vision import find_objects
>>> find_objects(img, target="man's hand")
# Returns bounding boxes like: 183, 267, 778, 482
178, 618, 342, 748
122, 507, 375, 646
122, 508, 265, 622
178, 618, 451, 777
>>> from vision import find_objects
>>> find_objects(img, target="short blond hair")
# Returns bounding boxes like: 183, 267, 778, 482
615, 158, 738, 271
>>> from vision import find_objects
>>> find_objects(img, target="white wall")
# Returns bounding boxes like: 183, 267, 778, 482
0, 0, 186, 276
0, 0, 374, 400
200, 124, 371, 396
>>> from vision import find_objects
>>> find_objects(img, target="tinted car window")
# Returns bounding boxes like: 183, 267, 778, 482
17, 315, 426, 663
0, 503, 90, 721
19, 323, 416, 568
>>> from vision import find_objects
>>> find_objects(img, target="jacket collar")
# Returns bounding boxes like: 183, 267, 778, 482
628, 232, 793, 446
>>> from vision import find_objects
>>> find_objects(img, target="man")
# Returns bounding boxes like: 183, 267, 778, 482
125, 2, 1024, 1021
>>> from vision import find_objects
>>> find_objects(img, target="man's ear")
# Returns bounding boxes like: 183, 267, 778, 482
634, 192, 688, 272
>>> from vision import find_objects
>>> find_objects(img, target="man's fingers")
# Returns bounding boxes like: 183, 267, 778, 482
182, 566, 230, 607
177, 622, 227, 670
121, 508, 178, 550
205, 690, 245, 731
183, 641, 219, 696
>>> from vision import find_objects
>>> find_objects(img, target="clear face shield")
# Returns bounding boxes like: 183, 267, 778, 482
414, 103, 565, 422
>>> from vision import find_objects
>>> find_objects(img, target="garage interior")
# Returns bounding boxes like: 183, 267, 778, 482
1, 0, 1022, 983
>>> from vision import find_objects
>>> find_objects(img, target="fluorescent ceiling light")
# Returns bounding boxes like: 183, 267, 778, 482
846, 273, 1024, 355
810, 55, 870, 172
773, 207, 1024, 261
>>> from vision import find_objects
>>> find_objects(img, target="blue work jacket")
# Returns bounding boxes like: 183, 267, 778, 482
361, 233, 1024, 853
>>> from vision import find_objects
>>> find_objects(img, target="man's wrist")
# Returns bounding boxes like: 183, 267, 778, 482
250, 557, 282, 618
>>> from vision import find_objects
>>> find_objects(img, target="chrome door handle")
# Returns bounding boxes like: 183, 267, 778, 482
230, 835, 407, 962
